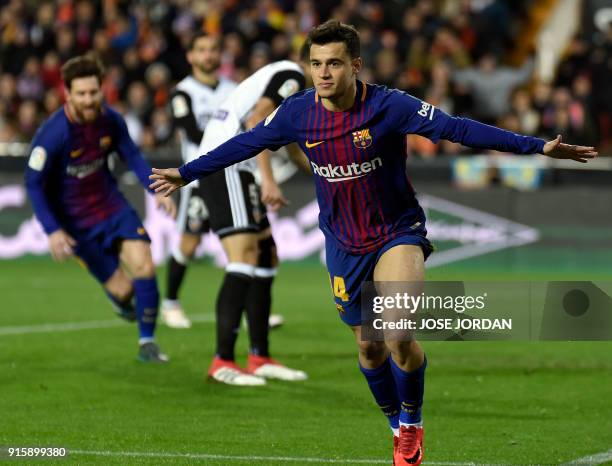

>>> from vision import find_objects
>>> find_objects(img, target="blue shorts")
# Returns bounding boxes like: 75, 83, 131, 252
71, 208, 150, 284
325, 230, 433, 327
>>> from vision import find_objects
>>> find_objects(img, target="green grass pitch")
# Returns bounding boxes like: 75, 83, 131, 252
1, 254, 611, 465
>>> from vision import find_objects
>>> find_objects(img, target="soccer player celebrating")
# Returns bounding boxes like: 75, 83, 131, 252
162, 33, 237, 328
25, 54, 176, 363
150, 21, 597, 463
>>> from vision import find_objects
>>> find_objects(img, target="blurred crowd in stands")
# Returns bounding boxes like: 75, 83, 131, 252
0, 0, 610, 156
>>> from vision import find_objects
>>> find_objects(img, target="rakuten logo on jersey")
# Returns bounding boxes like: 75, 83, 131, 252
66, 159, 105, 179
310, 157, 382, 182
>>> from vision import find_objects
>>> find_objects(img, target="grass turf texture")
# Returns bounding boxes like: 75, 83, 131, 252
1, 255, 611, 465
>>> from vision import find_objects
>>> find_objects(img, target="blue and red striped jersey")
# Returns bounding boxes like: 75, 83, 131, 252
180, 81, 545, 254
25, 105, 153, 234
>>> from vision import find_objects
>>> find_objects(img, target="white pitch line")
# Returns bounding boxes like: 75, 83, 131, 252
0, 313, 214, 336
561, 448, 612, 465
69, 449, 490, 465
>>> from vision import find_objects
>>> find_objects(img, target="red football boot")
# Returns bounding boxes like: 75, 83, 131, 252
393, 435, 399, 465
207, 356, 266, 386
394, 425, 424, 465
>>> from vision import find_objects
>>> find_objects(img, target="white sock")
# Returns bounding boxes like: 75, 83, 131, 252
139, 337, 154, 345
399, 421, 423, 428
162, 298, 179, 307
392, 427, 399, 437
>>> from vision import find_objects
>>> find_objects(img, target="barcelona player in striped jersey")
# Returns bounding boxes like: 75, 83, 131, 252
25, 55, 176, 363
150, 21, 597, 465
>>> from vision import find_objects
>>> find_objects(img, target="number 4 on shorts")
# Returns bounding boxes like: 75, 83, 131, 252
331, 275, 349, 302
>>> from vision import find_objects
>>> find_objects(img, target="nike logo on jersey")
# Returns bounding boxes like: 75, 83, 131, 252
310, 157, 382, 182
100, 136, 112, 148
305, 140, 325, 149
70, 148, 84, 158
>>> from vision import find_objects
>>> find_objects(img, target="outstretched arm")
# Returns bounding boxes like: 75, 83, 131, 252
150, 102, 296, 196
541, 134, 597, 163
149, 129, 284, 197
150, 167, 186, 197
440, 117, 597, 161
390, 91, 597, 161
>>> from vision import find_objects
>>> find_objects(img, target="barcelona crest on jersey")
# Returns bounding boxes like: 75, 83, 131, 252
352, 128, 372, 148
100, 135, 112, 149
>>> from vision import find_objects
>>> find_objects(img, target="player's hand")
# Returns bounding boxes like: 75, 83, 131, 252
155, 193, 177, 218
260, 179, 289, 211
543, 135, 598, 163
48, 229, 76, 262
149, 168, 186, 197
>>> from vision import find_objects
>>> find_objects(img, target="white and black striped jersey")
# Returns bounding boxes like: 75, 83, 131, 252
171, 75, 237, 163
199, 60, 305, 171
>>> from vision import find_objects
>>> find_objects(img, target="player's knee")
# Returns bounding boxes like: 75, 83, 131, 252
105, 275, 133, 302
111, 285, 133, 303
356, 340, 387, 363
120, 241, 155, 277
385, 340, 418, 364
130, 259, 156, 278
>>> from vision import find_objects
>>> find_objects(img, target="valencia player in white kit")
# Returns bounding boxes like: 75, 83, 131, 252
192, 58, 310, 386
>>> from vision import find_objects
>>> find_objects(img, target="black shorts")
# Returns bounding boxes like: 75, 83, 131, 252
176, 182, 211, 235
201, 166, 270, 238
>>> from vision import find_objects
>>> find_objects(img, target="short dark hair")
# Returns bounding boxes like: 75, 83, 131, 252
61, 54, 104, 89
306, 20, 360, 59
299, 40, 310, 62
188, 32, 219, 51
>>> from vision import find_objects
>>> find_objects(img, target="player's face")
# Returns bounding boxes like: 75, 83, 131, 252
66, 76, 103, 123
310, 42, 361, 100
188, 37, 221, 74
